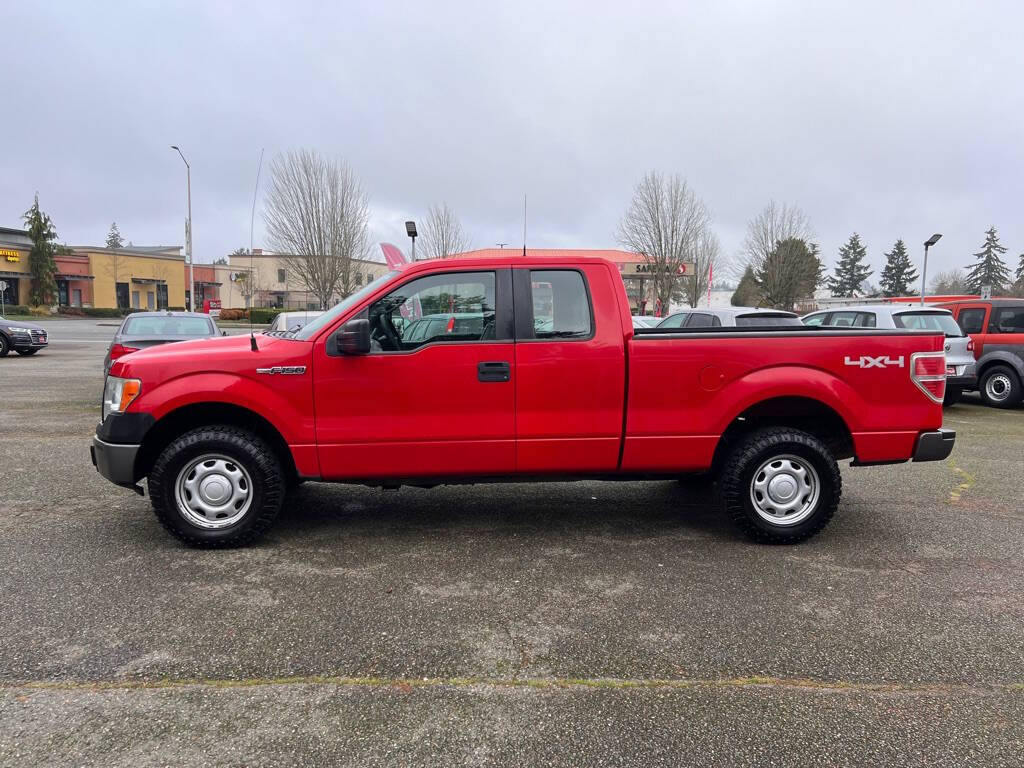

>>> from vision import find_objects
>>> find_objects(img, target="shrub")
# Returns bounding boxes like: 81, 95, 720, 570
0, 305, 31, 316
218, 308, 247, 321
81, 307, 126, 318
58, 306, 85, 316
29, 306, 52, 317
248, 308, 281, 325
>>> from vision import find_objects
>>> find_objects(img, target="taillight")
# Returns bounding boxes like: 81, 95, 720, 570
911, 351, 946, 403
966, 339, 975, 352
109, 343, 139, 361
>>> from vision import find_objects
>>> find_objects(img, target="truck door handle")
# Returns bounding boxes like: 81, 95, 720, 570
477, 361, 511, 382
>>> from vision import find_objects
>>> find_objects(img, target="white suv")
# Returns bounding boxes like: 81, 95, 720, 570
801, 305, 976, 405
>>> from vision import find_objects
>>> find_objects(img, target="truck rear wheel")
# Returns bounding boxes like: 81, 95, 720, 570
148, 425, 285, 547
720, 428, 840, 544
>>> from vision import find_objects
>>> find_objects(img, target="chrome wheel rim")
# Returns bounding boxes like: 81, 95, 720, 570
985, 374, 1011, 402
749, 454, 820, 526
175, 454, 253, 529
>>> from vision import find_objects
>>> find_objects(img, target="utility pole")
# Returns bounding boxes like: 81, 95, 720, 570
171, 145, 195, 311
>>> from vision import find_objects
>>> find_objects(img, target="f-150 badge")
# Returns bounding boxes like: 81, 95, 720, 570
844, 355, 905, 369
256, 366, 307, 375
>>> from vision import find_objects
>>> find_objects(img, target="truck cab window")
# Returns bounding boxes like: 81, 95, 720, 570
529, 270, 592, 339
368, 271, 496, 351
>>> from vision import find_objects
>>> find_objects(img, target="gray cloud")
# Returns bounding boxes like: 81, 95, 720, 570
3, 0, 1022, 279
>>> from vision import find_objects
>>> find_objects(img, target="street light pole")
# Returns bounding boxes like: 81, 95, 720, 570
920, 233, 942, 305
405, 221, 418, 261
171, 145, 194, 311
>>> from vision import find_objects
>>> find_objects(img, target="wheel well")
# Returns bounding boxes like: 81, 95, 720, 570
711, 397, 854, 469
135, 403, 298, 482
977, 359, 1021, 382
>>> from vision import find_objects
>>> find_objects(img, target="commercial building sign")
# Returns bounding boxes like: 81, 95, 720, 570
1, 248, 20, 263
623, 261, 696, 276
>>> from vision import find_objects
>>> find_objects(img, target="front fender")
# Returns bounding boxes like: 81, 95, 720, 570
131, 371, 316, 445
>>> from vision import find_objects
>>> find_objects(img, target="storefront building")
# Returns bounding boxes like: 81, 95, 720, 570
78, 245, 186, 310
0, 226, 32, 308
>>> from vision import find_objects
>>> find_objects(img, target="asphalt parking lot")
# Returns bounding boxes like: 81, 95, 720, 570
1, 319, 1022, 767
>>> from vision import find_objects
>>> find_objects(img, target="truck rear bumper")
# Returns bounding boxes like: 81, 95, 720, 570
912, 428, 956, 462
91, 436, 140, 487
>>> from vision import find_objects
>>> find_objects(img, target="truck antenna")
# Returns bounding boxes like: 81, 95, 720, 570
249, 148, 264, 351
522, 194, 527, 257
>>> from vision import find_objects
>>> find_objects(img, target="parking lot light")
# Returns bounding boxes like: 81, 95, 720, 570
920, 233, 942, 305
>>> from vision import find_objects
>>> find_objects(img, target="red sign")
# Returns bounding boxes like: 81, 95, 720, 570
203, 299, 222, 316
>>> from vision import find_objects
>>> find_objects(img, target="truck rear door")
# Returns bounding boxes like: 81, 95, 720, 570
512, 265, 625, 472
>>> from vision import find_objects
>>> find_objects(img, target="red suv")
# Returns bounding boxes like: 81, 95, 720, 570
938, 299, 1024, 408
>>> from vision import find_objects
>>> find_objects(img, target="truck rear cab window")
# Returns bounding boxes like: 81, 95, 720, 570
528, 270, 592, 339
957, 308, 986, 335
368, 271, 497, 351
686, 312, 721, 328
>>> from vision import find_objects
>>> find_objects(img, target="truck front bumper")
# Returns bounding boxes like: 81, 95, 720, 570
91, 436, 140, 487
912, 428, 956, 462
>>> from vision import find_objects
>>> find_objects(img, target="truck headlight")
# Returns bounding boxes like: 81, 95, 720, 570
102, 376, 142, 421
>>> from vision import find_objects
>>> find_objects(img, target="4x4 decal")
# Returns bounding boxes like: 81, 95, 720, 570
844, 355, 905, 369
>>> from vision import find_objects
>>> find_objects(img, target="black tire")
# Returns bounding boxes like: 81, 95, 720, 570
0, 334, 9, 357
15, 348, 39, 356
719, 428, 840, 544
943, 386, 962, 406
148, 425, 285, 547
979, 365, 1022, 409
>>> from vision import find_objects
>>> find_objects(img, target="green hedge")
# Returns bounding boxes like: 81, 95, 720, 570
248, 308, 282, 324
1, 305, 31, 316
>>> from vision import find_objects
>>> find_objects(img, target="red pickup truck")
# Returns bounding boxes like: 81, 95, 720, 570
92, 256, 954, 547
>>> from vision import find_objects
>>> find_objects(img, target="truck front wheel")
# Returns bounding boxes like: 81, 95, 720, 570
720, 428, 840, 544
148, 426, 285, 547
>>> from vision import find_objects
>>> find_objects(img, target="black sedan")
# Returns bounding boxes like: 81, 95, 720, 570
104, 311, 222, 373
0, 316, 48, 357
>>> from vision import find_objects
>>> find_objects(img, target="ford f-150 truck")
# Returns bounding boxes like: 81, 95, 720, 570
91, 256, 954, 547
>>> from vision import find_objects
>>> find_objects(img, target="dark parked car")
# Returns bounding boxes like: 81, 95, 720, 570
104, 311, 222, 373
0, 316, 48, 357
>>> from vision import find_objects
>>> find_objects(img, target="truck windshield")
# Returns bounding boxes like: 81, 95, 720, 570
893, 311, 963, 337
293, 271, 398, 340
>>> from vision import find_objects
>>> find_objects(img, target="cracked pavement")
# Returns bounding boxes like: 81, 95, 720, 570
0, 319, 1022, 766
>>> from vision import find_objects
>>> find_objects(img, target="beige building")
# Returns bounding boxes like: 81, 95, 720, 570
226, 250, 388, 309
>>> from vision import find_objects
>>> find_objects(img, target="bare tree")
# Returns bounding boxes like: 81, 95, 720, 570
264, 149, 370, 308
930, 269, 969, 295
420, 203, 469, 259
616, 172, 712, 313
683, 228, 723, 307
739, 201, 814, 277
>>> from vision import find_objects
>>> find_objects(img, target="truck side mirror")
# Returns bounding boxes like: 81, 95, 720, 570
335, 318, 371, 355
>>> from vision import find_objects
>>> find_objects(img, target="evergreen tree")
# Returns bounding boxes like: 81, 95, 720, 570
879, 239, 918, 296
755, 237, 820, 310
22, 195, 59, 307
1015, 252, 1024, 283
731, 265, 762, 306
964, 227, 1011, 294
829, 233, 872, 297
106, 222, 124, 249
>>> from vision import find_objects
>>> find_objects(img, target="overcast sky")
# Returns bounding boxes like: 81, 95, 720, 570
3, 1, 1022, 281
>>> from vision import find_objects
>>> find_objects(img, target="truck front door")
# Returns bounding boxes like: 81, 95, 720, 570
313, 268, 516, 480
